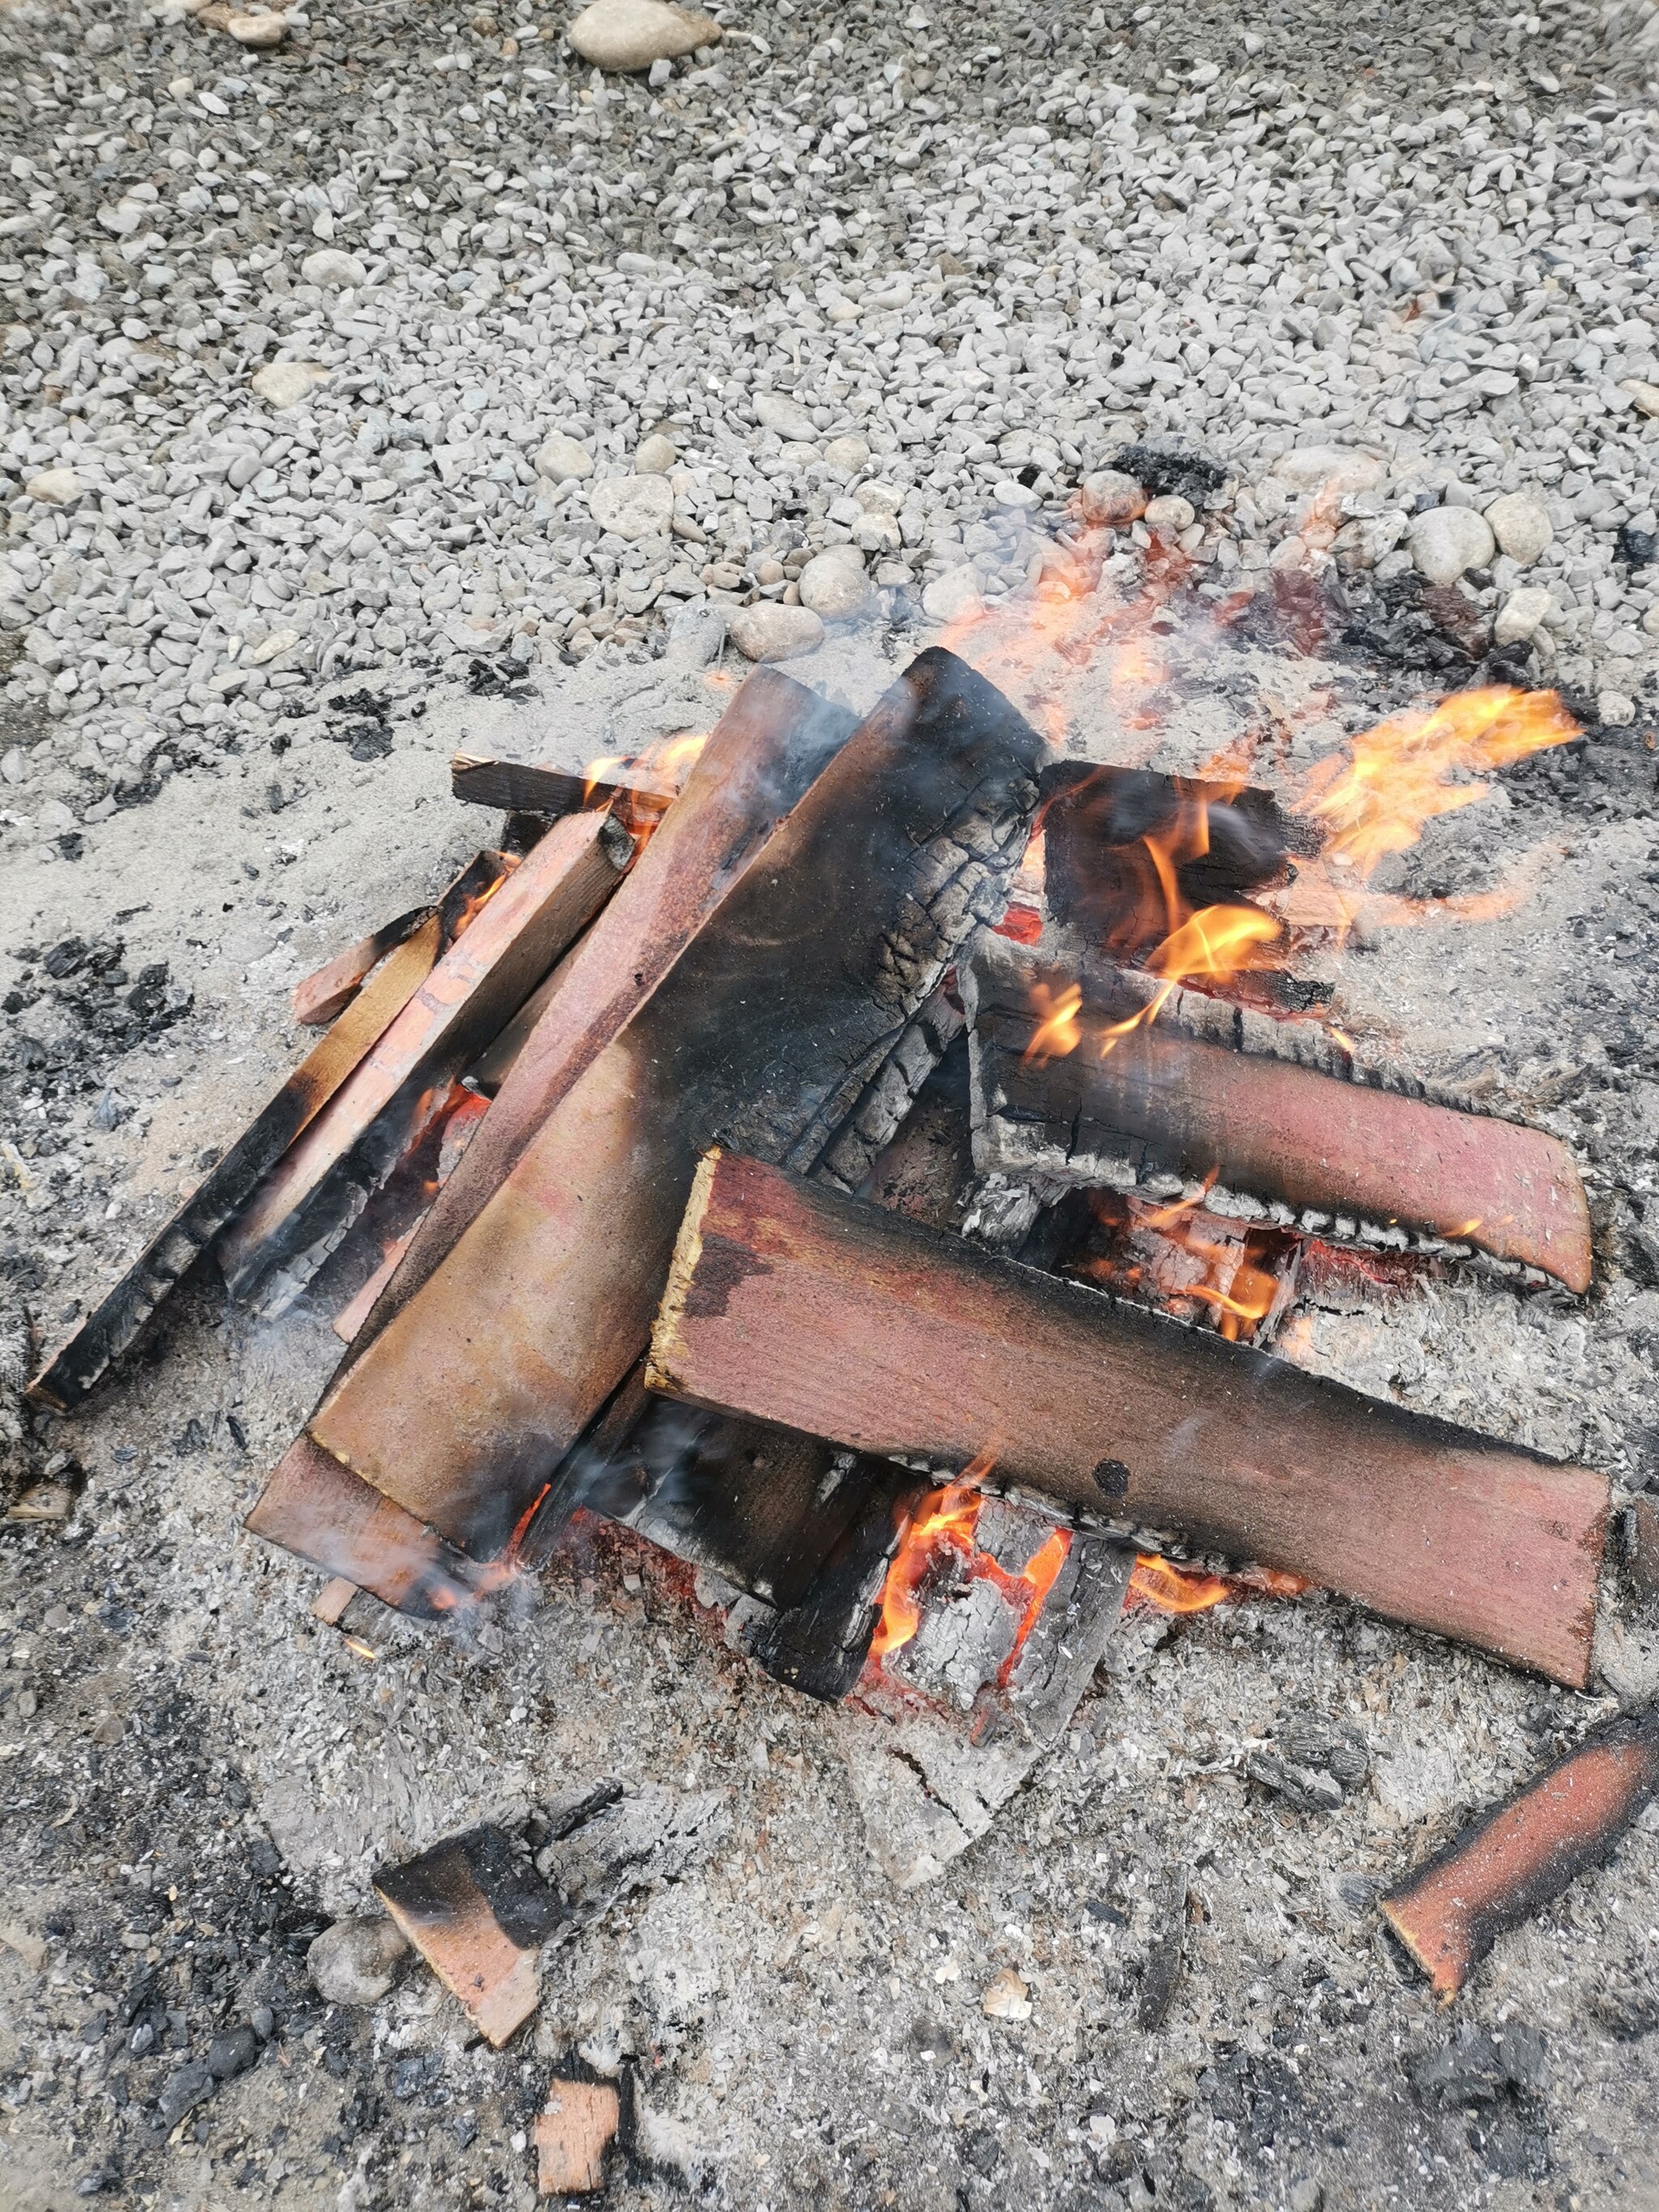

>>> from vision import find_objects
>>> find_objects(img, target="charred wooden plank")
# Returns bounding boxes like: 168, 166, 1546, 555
307, 649, 1044, 1559
1381, 1705, 1659, 1998
535, 2078, 620, 2196
1040, 760, 1316, 957
218, 811, 629, 1314
965, 936, 1593, 1294
346, 668, 858, 1355
374, 1826, 561, 2046
451, 749, 673, 829
292, 902, 433, 1028
647, 1150, 1610, 1686
26, 915, 443, 1412
245, 1433, 485, 1617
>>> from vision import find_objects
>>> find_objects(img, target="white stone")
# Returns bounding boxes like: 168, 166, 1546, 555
251, 360, 329, 407
992, 479, 1039, 510
634, 433, 677, 475
24, 469, 83, 505
307, 1917, 408, 2007
1144, 493, 1196, 533
1620, 378, 1659, 419
588, 475, 675, 540
1482, 492, 1553, 567
1597, 691, 1636, 727
1644, 603, 1659, 641
921, 565, 983, 623
1077, 469, 1145, 524
1406, 505, 1495, 586
568, 0, 719, 68
752, 390, 817, 442
797, 549, 869, 618
1492, 587, 1553, 647
250, 627, 301, 664
724, 603, 824, 661
822, 435, 870, 474
224, 9, 287, 43
1272, 445, 1386, 494
300, 248, 367, 288
535, 433, 593, 484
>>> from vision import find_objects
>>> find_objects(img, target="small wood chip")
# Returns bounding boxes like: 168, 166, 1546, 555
534, 2078, 619, 2195
980, 1967, 1031, 2021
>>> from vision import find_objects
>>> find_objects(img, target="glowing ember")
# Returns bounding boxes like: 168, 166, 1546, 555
868, 1465, 1073, 1686
341, 1634, 379, 1661
1299, 685, 1578, 879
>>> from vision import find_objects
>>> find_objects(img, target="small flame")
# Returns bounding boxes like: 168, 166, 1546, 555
341, 1634, 378, 1661
868, 1454, 1072, 1686
1022, 982, 1083, 1064
1299, 687, 1578, 880
1128, 1554, 1233, 1613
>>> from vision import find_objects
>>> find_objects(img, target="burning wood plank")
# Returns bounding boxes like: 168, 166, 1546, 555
452, 749, 674, 835
1380, 1704, 1659, 1998
647, 1149, 1610, 1686
245, 1433, 486, 1618
343, 667, 858, 1353
965, 935, 1593, 1294
218, 812, 629, 1314
292, 902, 433, 1028
26, 914, 443, 1412
301, 650, 1044, 1562
535, 2078, 620, 2196
374, 1825, 561, 2047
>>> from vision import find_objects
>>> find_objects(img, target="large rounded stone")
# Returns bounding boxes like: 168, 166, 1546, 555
1077, 470, 1145, 525
567, 0, 719, 70
300, 248, 366, 288
1407, 505, 1495, 586
797, 550, 869, 619
822, 435, 870, 474
752, 390, 817, 442
307, 1917, 408, 2006
535, 433, 593, 484
251, 360, 329, 408
633, 433, 677, 475
921, 565, 983, 624
588, 474, 674, 541
225, 9, 287, 44
1483, 492, 1553, 566
725, 603, 825, 662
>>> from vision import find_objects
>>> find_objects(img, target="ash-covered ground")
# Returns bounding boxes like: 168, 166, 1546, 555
1, 584, 1657, 2212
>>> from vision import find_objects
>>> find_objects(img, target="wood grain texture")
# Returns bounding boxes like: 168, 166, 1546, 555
218, 811, 625, 1308
245, 1431, 484, 1617
966, 936, 1593, 1292
647, 1150, 1610, 1686
1381, 1706, 1659, 1996
292, 902, 433, 1027
26, 914, 442, 1411
309, 649, 1044, 1558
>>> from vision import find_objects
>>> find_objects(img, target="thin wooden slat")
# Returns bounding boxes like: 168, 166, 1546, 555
217, 810, 627, 1310
1381, 1707, 1659, 1997
245, 1432, 484, 1617
646, 1149, 1610, 1687
26, 915, 442, 1412
452, 749, 673, 826
292, 902, 433, 1027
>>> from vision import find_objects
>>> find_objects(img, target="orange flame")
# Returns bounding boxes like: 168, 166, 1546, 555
1022, 982, 1083, 1065
1127, 1554, 1311, 1614
868, 1457, 1073, 1686
1299, 687, 1578, 879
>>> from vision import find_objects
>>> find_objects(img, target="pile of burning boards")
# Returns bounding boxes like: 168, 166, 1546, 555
24, 646, 1659, 2088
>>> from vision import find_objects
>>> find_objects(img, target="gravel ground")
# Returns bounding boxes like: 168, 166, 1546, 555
3, 0, 1659, 2208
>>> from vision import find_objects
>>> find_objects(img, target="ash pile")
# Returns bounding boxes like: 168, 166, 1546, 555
15, 588, 1659, 2198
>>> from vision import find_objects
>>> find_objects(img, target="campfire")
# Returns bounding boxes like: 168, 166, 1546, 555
24, 566, 1659, 2157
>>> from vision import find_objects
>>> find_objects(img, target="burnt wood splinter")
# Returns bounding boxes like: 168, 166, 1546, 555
646, 1149, 1610, 1686
1381, 1704, 1659, 1998
26, 912, 444, 1412
375, 1825, 561, 2046
292, 901, 433, 1028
